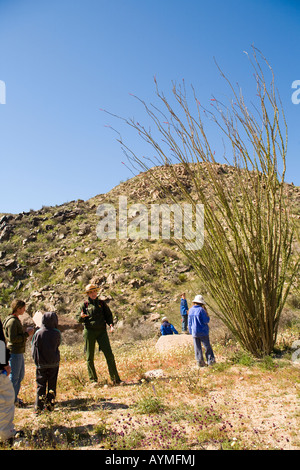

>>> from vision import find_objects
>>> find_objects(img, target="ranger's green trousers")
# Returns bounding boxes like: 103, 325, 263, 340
83, 328, 120, 383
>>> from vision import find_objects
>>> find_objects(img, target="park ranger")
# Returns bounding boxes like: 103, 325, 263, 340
77, 284, 122, 385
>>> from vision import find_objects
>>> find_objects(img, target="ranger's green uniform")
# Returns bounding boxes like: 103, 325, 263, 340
77, 297, 120, 383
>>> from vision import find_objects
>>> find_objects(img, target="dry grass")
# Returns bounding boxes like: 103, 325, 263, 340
1, 329, 299, 451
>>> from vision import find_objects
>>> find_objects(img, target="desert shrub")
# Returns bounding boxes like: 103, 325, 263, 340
134, 394, 163, 414
115, 47, 300, 357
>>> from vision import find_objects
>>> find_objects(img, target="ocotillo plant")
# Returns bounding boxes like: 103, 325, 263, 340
106, 47, 299, 357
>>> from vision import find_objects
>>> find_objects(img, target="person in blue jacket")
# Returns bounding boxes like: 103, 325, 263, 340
160, 317, 179, 336
180, 293, 189, 332
188, 295, 215, 367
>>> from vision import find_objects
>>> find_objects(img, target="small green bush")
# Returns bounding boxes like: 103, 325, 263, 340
134, 394, 163, 414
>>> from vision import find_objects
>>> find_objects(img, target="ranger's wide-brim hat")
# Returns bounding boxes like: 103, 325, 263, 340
83, 283, 99, 294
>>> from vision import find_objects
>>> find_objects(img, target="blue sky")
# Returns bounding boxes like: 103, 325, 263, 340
0, 0, 299, 213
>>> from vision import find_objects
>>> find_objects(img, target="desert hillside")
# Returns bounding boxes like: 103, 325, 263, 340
0, 163, 299, 337
0, 164, 299, 451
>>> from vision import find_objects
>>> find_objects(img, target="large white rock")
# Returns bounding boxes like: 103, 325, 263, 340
155, 334, 193, 353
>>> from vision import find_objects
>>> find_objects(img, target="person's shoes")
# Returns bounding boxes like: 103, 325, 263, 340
45, 393, 56, 411
45, 402, 55, 412
198, 360, 207, 367
6, 437, 14, 447
15, 398, 26, 408
113, 379, 125, 386
208, 360, 216, 366
5, 430, 25, 447
89, 381, 98, 388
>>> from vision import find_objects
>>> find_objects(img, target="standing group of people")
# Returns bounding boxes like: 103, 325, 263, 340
0, 299, 34, 443
161, 292, 216, 368
0, 300, 62, 443
0, 283, 122, 444
0, 284, 215, 445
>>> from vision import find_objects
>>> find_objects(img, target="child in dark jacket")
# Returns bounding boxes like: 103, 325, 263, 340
31, 312, 61, 412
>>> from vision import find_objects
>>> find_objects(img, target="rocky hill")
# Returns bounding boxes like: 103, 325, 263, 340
0, 163, 299, 341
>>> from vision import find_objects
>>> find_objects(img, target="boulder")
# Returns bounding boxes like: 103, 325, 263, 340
0, 225, 13, 242
143, 369, 166, 380
129, 278, 145, 288
155, 333, 193, 353
0, 258, 17, 270
29, 311, 81, 333
19, 312, 35, 329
